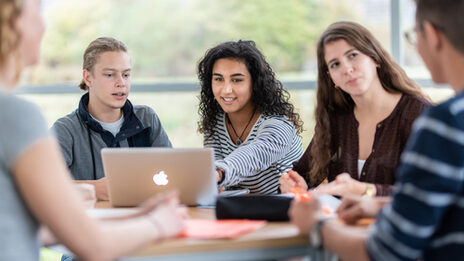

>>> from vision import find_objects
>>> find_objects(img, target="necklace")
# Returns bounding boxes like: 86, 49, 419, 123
226, 109, 256, 145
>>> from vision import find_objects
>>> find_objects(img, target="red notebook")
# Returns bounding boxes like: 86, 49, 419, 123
180, 219, 267, 239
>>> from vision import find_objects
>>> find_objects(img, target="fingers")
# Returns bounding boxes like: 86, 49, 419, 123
280, 170, 308, 193
336, 195, 375, 224
338, 204, 363, 224
287, 170, 303, 184
73, 183, 96, 201
287, 170, 300, 179
336, 195, 359, 213
177, 205, 189, 219
312, 182, 342, 196
138, 191, 179, 214
289, 197, 322, 235
279, 172, 290, 183
335, 173, 351, 183
336, 195, 360, 221
317, 173, 364, 196
279, 172, 296, 193
147, 200, 185, 240
79, 184, 96, 209
287, 170, 308, 190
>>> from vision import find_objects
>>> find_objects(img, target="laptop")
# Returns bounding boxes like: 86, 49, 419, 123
101, 147, 218, 207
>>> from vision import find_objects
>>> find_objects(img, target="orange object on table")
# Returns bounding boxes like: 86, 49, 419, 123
179, 219, 267, 239
290, 187, 313, 201
322, 205, 334, 216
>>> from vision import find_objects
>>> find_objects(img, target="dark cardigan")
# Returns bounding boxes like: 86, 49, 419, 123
293, 94, 430, 196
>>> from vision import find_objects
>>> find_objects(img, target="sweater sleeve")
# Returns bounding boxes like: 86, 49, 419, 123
51, 117, 75, 168
374, 183, 393, 196
216, 118, 296, 187
1, 95, 51, 170
367, 104, 464, 261
292, 140, 313, 186
147, 108, 172, 148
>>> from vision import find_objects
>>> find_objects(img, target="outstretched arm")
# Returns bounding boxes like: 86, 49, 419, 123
13, 138, 183, 261
217, 118, 298, 187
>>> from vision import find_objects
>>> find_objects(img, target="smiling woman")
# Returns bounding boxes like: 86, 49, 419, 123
197, 40, 304, 195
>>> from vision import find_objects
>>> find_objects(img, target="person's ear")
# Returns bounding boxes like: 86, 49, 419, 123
83, 69, 93, 88
422, 21, 443, 52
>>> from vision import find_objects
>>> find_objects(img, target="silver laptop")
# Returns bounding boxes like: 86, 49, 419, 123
101, 148, 217, 207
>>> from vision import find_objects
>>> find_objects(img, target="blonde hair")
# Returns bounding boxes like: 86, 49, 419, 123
79, 37, 128, 90
0, 0, 23, 82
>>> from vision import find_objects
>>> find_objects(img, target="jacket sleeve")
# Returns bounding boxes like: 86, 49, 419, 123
148, 109, 172, 148
50, 119, 74, 168
374, 183, 393, 196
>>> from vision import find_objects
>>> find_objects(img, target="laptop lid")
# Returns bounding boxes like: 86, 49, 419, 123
101, 147, 217, 207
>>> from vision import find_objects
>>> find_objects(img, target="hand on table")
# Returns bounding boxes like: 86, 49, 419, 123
140, 191, 186, 240
314, 173, 371, 197
279, 170, 308, 194
288, 196, 323, 235
337, 195, 391, 224
73, 183, 96, 209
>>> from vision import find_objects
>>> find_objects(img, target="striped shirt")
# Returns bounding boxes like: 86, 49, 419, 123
366, 91, 464, 261
204, 112, 303, 194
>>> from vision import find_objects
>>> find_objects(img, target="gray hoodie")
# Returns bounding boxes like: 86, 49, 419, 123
51, 93, 172, 180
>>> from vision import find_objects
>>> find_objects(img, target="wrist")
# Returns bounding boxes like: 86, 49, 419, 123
145, 215, 165, 240
362, 183, 376, 197
309, 218, 328, 249
217, 168, 225, 184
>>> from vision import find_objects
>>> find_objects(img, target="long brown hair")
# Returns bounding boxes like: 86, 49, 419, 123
309, 21, 430, 186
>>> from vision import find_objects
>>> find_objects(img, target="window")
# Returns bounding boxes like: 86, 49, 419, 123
22, 0, 449, 147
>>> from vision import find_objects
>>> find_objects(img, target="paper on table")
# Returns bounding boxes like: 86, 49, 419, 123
86, 209, 267, 239
180, 219, 267, 239
318, 194, 341, 218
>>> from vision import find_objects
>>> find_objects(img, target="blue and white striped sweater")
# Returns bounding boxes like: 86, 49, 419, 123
204, 112, 303, 194
367, 91, 464, 261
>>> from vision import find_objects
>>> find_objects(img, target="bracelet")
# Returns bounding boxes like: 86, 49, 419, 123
363, 183, 376, 197
309, 218, 328, 249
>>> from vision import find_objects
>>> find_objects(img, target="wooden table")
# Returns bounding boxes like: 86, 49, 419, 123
94, 201, 312, 261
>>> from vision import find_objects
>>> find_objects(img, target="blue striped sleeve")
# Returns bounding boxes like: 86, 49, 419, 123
366, 99, 464, 261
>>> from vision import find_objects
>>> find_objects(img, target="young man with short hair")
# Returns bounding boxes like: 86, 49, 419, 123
52, 37, 171, 200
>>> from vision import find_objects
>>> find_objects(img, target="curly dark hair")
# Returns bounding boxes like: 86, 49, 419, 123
197, 40, 303, 136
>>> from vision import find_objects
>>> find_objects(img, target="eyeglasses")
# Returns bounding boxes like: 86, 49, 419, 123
404, 26, 418, 46
404, 21, 445, 47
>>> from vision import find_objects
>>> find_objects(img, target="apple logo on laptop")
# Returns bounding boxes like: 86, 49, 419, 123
153, 171, 169, 186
